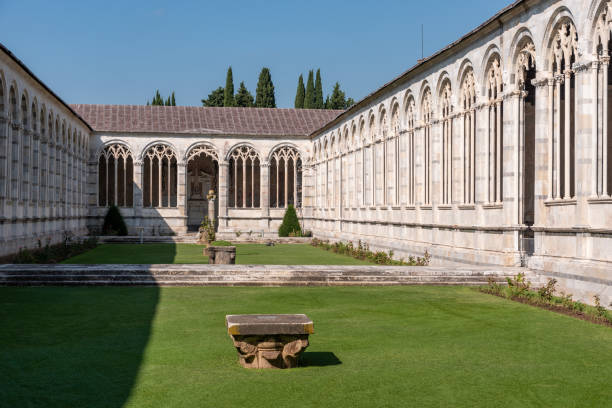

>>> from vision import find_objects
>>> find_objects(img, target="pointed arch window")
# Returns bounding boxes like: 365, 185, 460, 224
422, 89, 433, 205
594, 7, 612, 197
549, 21, 577, 200
270, 146, 302, 208
485, 57, 504, 203
229, 145, 260, 208
98, 144, 134, 207
143, 144, 177, 207
461, 70, 477, 204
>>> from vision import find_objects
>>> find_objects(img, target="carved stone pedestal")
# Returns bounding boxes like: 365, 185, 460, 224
226, 314, 314, 369
207, 246, 236, 264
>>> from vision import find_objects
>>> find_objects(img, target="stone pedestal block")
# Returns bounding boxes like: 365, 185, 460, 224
207, 246, 236, 264
226, 314, 314, 369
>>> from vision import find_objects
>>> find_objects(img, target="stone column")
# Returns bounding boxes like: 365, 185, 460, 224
218, 160, 229, 230
260, 161, 270, 231
133, 159, 144, 217
177, 161, 187, 232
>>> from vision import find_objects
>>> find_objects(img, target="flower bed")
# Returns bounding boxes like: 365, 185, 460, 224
311, 238, 430, 266
480, 273, 612, 328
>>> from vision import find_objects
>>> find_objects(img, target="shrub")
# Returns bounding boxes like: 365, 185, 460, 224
199, 216, 216, 243
537, 278, 557, 301
278, 205, 302, 237
102, 205, 128, 236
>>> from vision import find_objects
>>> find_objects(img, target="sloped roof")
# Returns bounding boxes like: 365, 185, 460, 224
71, 104, 343, 137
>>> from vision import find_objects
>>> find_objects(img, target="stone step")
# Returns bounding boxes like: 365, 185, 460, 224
0, 264, 521, 287
0, 279, 499, 287
0, 273, 508, 283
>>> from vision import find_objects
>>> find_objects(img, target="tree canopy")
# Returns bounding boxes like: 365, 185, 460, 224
235, 81, 254, 107
201, 87, 225, 107
148, 90, 176, 106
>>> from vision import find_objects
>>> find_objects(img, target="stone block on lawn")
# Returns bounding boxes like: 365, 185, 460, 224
225, 314, 314, 369
206, 246, 236, 264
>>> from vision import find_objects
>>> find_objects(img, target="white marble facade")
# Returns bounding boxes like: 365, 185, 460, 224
0, 0, 610, 303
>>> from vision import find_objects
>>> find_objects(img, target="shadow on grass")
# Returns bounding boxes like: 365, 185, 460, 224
0, 238, 178, 408
300, 351, 342, 367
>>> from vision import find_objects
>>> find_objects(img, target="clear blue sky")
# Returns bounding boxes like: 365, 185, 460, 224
0, 0, 512, 108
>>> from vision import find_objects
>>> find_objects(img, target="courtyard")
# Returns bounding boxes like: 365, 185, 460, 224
1, 285, 611, 407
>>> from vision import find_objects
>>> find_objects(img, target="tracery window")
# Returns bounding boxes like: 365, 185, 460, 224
269, 145, 302, 208
375, 113, 385, 205
355, 124, 363, 207
549, 21, 577, 200
229, 145, 260, 208
9, 87, 18, 199
388, 107, 399, 205
403, 98, 416, 205
422, 89, 432, 205
486, 57, 504, 203
21, 95, 29, 201
31, 103, 38, 202
39, 109, 46, 203
143, 144, 177, 207
460, 69, 476, 204
440, 82, 453, 204
98, 143, 134, 207
0, 77, 5, 198
594, 5, 612, 197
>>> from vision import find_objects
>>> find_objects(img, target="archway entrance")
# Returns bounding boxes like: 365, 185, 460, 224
186, 145, 218, 232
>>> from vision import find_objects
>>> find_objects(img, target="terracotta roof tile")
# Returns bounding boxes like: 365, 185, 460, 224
70, 105, 343, 137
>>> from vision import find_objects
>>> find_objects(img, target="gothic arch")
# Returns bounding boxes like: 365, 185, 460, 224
510, 30, 537, 89
98, 142, 134, 207
269, 144, 303, 208
435, 71, 452, 107
267, 142, 302, 162
185, 141, 219, 163
20, 92, 29, 126
542, 7, 578, 71
143, 142, 178, 208
228, 143, 261, 208
140, 140, 178, 162
0, 70, 5, 113
456, 58, 475, 93
31, 99, 38, 131
480, 44, 503, 87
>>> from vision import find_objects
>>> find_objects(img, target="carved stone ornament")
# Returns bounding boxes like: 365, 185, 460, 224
226, 314, 314, 369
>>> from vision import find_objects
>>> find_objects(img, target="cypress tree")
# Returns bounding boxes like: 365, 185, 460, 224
171, 91, 176, 106
346, 97, 355, 108
294, 74, 305, 108
202, 87, 225, 107
278, 204, 302, 237
314, 69, 324, 109
224, 66, 235, 107
304, 70, 315, 109
255, 67, 276, 108
235, 82, 255, 107
165, 95, 171, 106
102, 205, 128, 236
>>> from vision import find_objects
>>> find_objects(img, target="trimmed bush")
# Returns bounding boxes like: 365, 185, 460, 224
102, 205, 128, 236
278, 205, 301, 237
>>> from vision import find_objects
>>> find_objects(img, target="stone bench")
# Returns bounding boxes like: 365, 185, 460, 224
225, 314, 314, 368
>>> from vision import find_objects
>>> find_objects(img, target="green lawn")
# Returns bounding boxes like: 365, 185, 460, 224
61, 243, 371, 265
1, 286, 611, 407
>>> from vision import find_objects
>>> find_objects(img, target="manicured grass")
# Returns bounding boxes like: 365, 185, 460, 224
61, 243, 372, 265
1, 286, 611, 407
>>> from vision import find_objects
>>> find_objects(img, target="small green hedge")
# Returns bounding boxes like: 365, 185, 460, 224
102, 205, 128, 236
278, 205, 301, 237
211, 240, 233, 246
